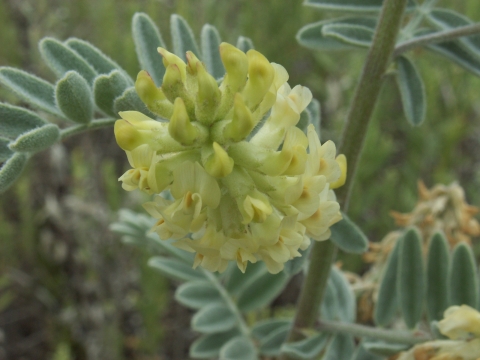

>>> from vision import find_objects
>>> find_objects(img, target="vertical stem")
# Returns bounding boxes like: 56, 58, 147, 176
282, 0, 408, 352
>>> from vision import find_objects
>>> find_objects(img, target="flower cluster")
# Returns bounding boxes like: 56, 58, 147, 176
114, 43, 346, 273
397, 305, 480, 360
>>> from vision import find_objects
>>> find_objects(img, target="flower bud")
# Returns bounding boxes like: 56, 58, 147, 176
204, 142, 234, 178
242, 50, 275, 110
195, 62, 221, 124
169, 97, 200, 146
135, 70, 173, 118
158, 47, 187, 82
186, 51, 202, 76
330, 154, 347, 189
223, 93, 254, 142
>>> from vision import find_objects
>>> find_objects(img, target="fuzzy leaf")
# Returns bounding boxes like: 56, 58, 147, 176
304, 0, 414, 12
281, 332, 329, 359
374, 238, 401, 326
320, 276, 339, 320
225, 261, 266, 296
9, 124, 59, 153
330, 266, 356, 323
397, 228, 425, 328
0, 152, 28, 193
427, 38, 480, 77
93, 71, 130, 116
323, 334, 355, 360
191, 303, 236, 334
395, 56, 426, 126
426, 232, 450, 322
148, 256, 205, 282
0, 67, 61, 116
352, 342, 385, 360
113, 87, 156, 118
322, 23, 374, 48
132, 13, 166, 86
283, 246, 310, 276
55, 71, 93, 124
0, 138, 13, 162
39, 38, 97, 84
219, 336, 257, 360
449, 242, 479, 307
236, 36, 254, 52
66, 38, 130, 81
237, 270, 289, 312
297, 17, 376, 51
175, 280, 222, 310
259, 326, 290, 356
251, 319, 291, 341
0, 103, 47, 140
362, 340, 410, 356
330, 212, 369, 254
428, 9, 480, 56
308, 99, 321, 138
190, 329, 240, 359
170, 14, 201, 61
201, 24, 224, 80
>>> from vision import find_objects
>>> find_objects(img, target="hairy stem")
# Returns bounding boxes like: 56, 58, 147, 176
394, 23, 480, 57
282, 0, 409, 354
59, 118, 116, 140
316, 320, 432, 345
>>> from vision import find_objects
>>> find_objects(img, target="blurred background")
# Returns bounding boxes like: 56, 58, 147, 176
0, 0, 479, 359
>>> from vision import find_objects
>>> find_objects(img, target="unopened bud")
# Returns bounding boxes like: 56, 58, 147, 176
242, 50, 274, 110
224, 93, 254, 142
330, 154, 347, 189
219, 42, 248, 91
114, 120, 145, 151
158, 47, 186, 82
135, 70, 173, 118
169, 98, 198, 145
204, 142, 234, 178
186, 51, 202, 76
195, 62, 221, 124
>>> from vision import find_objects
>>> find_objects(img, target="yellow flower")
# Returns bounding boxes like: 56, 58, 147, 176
114, 43, 346, 273
438, 305, 480, 340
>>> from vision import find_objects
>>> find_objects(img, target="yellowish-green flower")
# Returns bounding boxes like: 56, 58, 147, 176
114, 42, 347, 273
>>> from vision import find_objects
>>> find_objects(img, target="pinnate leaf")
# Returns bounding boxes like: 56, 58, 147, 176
0, 152, 28, 193
55, 71, 93, 124
9, 124, 60, 153
171, 14, 201, 61
449, 242, 479, 308
93, 71, 130, 116
219, 336, 257, 360
192, 303, 237, 334
148, 256, 205, 282
0, 103, 47, 140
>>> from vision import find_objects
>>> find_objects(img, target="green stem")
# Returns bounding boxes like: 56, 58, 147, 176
59, 118, 116, 140
394, 23, 480, 57
201, 270, 250, 336
316, 320, 432, 345
282, 0, 409, 355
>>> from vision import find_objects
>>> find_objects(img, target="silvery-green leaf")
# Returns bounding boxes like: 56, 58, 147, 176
236, 36, 254, 52
259, 326, 290, 356
427, 9, 480, 56
280, 332, 329, 359
374, 238, 400, 326
330, 266, 356, 323
426, 232, 450, 322
251, 319, 291, 341
170, 14, 201, 61
190, 329, 240, 359
39, 38, 97, 84
323, 334, 355, 360
66, 38, 130, 82
308, 99, 321, 138
352, 342, 384, 360
395, 56, 426, 126
362, 340, 410, 356
322, 23, 374, 48
297, 17, 376, 51
237, 270, 289, 312
283, 246, 310, 276
0, 138, 13, 162
9, 124, 59, 153
113, 87, 156, 118
219, 336, 257, 360
449, 242, 479, 307
330, 212, 369, 254
320, 276, 339, 321
55, 71, 93, 124
201, 24, 224, 80
0, 103, 47, 140
93, 71, 130, 116
0, 67, 61, 116
132, 13, 166, 86
397, 228, 425, 329
148, 256, 205, 282
304, 0, 414, 12
224, 261, 265, 296
192, 303, 237, 334
175, 280, 222, 309
0, 152, 28, 193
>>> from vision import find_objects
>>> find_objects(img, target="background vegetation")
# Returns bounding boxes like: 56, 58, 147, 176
0, 0, 479, 359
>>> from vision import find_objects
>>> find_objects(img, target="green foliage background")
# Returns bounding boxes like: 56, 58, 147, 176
0, 0, 479, 359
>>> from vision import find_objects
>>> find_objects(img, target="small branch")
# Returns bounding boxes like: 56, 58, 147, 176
316, 320, 432, 345
394, 23, 480, 57
59, 118, 116, 140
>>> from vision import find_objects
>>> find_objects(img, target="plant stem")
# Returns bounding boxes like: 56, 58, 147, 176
282, 0, 408, 355
394, 23, 480, 57
316, 320, 432, 345
59, 118, 116, 140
